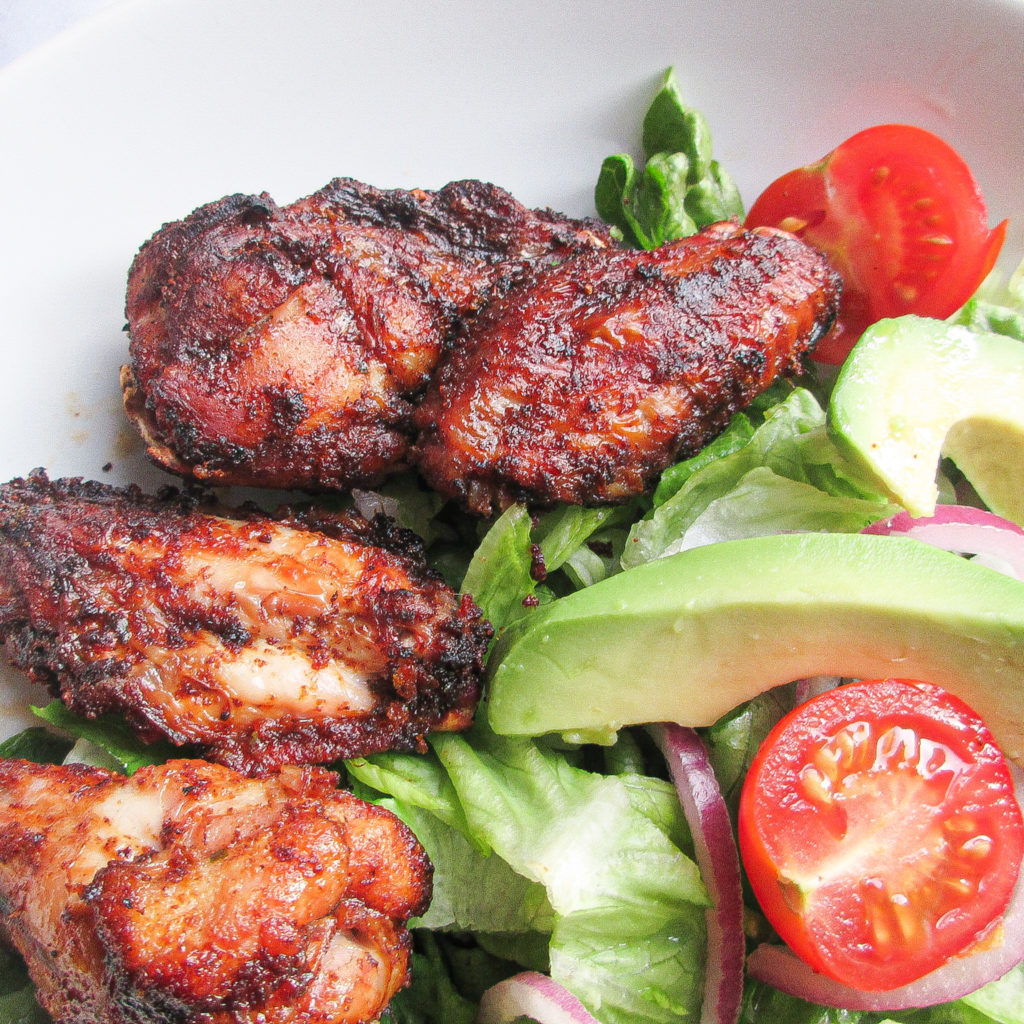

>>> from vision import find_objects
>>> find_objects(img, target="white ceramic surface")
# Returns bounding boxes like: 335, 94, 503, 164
1, 0, 1022, 735
0, 0, 122, 67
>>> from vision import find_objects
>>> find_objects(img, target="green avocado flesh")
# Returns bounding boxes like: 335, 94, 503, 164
828, 316, 1024, 525
485, 532, 1024, 762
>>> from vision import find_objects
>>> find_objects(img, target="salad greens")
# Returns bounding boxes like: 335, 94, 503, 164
952, 258, 1024, 342
595, 68, 743, 249
352, 721, 709, 1024
0, 948, 48, 1024
620, 385, 898, 568
4, 70, 1024, 1024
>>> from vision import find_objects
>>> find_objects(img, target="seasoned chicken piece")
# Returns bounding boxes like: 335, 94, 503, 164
0, 757, 431, 1023
0, 472, 490, 770
123, 178, 610, 491
412, 222, 842, 515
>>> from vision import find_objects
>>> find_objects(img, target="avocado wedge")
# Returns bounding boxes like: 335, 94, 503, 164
828, 316, 1024, 524
485, 532, 1024, 763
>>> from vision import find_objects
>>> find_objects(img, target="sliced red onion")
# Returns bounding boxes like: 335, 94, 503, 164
863, 506, 1024, 581
476, 971, 600, 1024
352, 487, 400, 522
651, 723, 744, 1024
793, 676, 841, 705
747, 762, 1024, 1010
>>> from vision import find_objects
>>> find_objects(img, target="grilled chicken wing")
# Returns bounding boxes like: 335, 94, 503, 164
0, 472, 490, 771
0, 757, 431, 1023
411, 222, 842, 515
123, 178, 610, 491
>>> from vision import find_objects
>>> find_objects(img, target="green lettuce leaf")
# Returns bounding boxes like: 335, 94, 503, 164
622, 388, 895, 568
382, 795, 555, 934
952, 259, 1024, 342
459, 504, 537, 631
30, 702, 176, 776
0, 727, 73, 765
358, 473, 449, 547
0, 948, 48, 1024
961, 963, 1024, 1023
382, 933, 480, 1024
350, 719, 709, 1024
595, 68, 742, 249
704, 688, 792, 817
532, 504, 639, 576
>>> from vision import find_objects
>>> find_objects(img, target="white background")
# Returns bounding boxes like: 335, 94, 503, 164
0, 0, 120, 66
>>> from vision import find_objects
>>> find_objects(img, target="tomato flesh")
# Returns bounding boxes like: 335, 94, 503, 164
746, 125, 1007, 364
738, 678, 1023, 991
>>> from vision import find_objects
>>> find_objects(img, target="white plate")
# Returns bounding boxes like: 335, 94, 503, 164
1, 0, 1022, 736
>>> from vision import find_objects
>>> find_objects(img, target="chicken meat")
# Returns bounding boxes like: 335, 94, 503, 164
122, 178, 611, 491
411, 221, 842, 515
0, 757, 431, 1023
0, 472, 491, 770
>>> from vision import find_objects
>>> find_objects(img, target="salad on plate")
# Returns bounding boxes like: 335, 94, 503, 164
2, 68, 1024, 1024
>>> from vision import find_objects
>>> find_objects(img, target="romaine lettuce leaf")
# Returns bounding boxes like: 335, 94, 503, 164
30, 701, 174, 776
952, 259, 1024, 342
704, 688, 792, 817
0, 726, 72, 765
622, 388, 895, 567
380, 794, 555, 935
349, 719, 709, 1024
459, 504, 537, 631
381, 933, 479, 1024
961, 963, 1024, 1023
0, 948, 48, 1024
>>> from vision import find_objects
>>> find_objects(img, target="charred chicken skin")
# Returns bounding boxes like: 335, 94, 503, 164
0, 757, 431, 1023
0, 472, 491, 771
412, 221, 842, 515
123, 178, 611, 491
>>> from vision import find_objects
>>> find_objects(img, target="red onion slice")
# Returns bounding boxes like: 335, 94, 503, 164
863, 506, 1024, 581
793, 676, 841, 705
476, 971, 600, 1024
651, 723, 744, 1024
747, 762, 1024, 1010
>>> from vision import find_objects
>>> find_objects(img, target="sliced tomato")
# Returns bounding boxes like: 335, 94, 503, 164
738, 678, 1023, 992
746, 124, 1007, 363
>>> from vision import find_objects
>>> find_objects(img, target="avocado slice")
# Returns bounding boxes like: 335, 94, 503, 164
828, 316, 1024, 524
485, 532, 1024, 763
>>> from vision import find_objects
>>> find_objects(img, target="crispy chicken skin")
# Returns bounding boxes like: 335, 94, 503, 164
411, 222, 842, 515
0, 472, 491, 771
122, 178, 610, 491
0, 757, 431, 1023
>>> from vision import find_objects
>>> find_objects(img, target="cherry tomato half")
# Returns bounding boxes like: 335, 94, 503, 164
746, 125, 1007, 363
738, 678, 1023, 992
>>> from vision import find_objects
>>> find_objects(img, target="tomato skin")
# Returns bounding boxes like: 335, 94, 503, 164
738, 678, 1023, 992
746, 125, 1007, 364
